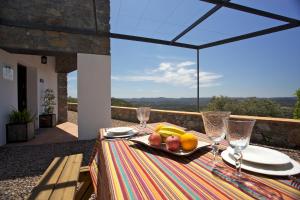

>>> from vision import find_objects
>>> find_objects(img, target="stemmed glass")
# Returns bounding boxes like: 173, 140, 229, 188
142, 107, 151, 128
202, 111, 231, 164
226, 119, 255, 176
136, 107, 151, 129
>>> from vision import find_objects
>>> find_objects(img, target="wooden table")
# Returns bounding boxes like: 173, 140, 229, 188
89, 123, 300, 200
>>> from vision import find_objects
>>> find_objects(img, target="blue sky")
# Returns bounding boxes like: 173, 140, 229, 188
68, 0, 300, 98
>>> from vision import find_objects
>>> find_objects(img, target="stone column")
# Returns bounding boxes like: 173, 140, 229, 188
57, 73, 68, 123
77, 53, 111, 140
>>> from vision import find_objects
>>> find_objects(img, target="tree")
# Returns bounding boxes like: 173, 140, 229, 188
293, 88, 300, 119
206, 96, 283, 117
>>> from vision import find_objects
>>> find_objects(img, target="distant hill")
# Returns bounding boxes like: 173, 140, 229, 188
111, 97, 133, 107
122, 97, 296, 113
67, 96, 296, 117
122, 97, 210, 112
68, 96, 133, 107
268, 97, 297, 107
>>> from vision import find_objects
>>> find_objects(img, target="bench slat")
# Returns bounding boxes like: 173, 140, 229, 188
28, 156, 68, 200
50, 154, 82, 200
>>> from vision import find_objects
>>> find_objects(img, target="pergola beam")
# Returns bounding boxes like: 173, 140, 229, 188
171, 0, 230, 43
200, 0, 300, 24
198, 23, 299, 49
110, 33, 198, 49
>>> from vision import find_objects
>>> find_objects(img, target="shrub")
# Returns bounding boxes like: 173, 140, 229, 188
8, 109, 34, 124
293, 88, 300, 119
41, 89, 56, 114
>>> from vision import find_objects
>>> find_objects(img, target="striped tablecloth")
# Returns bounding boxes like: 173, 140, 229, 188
89, 123, 300, 200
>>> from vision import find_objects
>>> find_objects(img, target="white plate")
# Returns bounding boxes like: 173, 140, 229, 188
228, 145, 290, 165
106, 127, 134, 135
104, 129, 138, 138
221, 148, 300, 176
130, 135, 210, 156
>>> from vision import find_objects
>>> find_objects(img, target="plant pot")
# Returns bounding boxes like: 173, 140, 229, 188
39, 114, 56, 128
6, 121, 35, 143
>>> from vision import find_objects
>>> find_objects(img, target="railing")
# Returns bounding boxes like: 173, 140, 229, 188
68, 103, 300, 149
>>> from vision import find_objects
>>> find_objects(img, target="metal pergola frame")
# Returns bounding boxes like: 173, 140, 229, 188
110, 0, 300, 112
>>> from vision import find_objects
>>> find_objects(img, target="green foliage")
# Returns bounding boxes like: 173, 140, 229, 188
111, 98, 133, 107
41, 89, 56, 114
8, 109, 34, 124
293, 88, 300, 119
68, 96, 78, 103
207, 96, 283, 117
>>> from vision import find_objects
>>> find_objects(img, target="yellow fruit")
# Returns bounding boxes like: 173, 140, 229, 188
180, 133, 198, 151
158, 130, 182, 138
159, 126, 185, 135
155, 123, 165, 132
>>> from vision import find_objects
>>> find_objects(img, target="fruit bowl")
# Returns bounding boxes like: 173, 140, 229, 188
130, 135, 210, 156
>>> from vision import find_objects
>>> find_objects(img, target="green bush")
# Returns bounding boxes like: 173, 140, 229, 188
293, 88, 300, 119
207, 96, 283, 117
8, 109, 34, 124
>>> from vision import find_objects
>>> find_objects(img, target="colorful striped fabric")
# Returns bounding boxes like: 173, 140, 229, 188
90, 123, 300, 200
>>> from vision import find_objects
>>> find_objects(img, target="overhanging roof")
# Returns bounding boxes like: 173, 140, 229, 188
111, 0, 300, 50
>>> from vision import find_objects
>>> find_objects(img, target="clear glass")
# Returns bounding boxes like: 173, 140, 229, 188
226, 119, 256, 176
136, 107, 144, 127
136, 107, 151, 130
142, 107, 151, 128
202, 111, 231, 164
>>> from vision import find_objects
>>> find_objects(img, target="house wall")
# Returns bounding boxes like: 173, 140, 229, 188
0, 48, 57, 145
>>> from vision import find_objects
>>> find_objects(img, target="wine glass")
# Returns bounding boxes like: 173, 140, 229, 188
136, 107, 145, 128
226, 119, 255, 176
142, 107, 151, 128
202, 111, 231, 163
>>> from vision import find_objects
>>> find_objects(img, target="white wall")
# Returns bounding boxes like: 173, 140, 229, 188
0, 49, 57, 145
78, 53, 111, 140
0, 49, 18, 146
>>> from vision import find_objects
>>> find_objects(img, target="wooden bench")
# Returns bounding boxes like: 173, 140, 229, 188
28, 154, 93, 200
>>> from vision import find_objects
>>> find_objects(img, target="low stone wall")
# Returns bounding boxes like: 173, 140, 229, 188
68, 103, 78, 112
68, 103, 300, 149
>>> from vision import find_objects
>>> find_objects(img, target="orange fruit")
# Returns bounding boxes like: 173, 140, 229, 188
180, 133, 198, 151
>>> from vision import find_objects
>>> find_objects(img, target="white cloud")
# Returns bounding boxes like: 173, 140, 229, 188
111, 76, 120, 80
158, 62, 172, 71
112, 61, 222, 89
177, 61, 195, 68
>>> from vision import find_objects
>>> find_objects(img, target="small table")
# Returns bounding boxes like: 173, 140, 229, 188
90, 123, 300, 200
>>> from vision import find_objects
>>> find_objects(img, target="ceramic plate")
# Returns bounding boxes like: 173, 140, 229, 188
106, 127, 134, 135
222, 148, 300, 176
130, 135, 210, 156
104, 129, 138, 138
228, 145, 290, 165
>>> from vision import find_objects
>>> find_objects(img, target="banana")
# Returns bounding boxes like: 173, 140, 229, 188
158, 130, 183, 138
159, 126, 185, 135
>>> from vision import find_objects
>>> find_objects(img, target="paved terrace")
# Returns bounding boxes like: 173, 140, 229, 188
0, 111, 136, 199
0, 111, 299, 199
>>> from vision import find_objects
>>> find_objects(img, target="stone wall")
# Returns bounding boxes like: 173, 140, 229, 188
57, 73, 68, 123
68, 103, 78, 112
0, 0, 110, 55
68, 104, 300, 149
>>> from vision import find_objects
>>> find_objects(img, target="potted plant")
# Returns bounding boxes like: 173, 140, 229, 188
6, 109, 35, 142
39, 88, 56, 128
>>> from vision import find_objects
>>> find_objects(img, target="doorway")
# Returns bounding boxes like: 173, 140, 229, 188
17, 64, 27, 111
